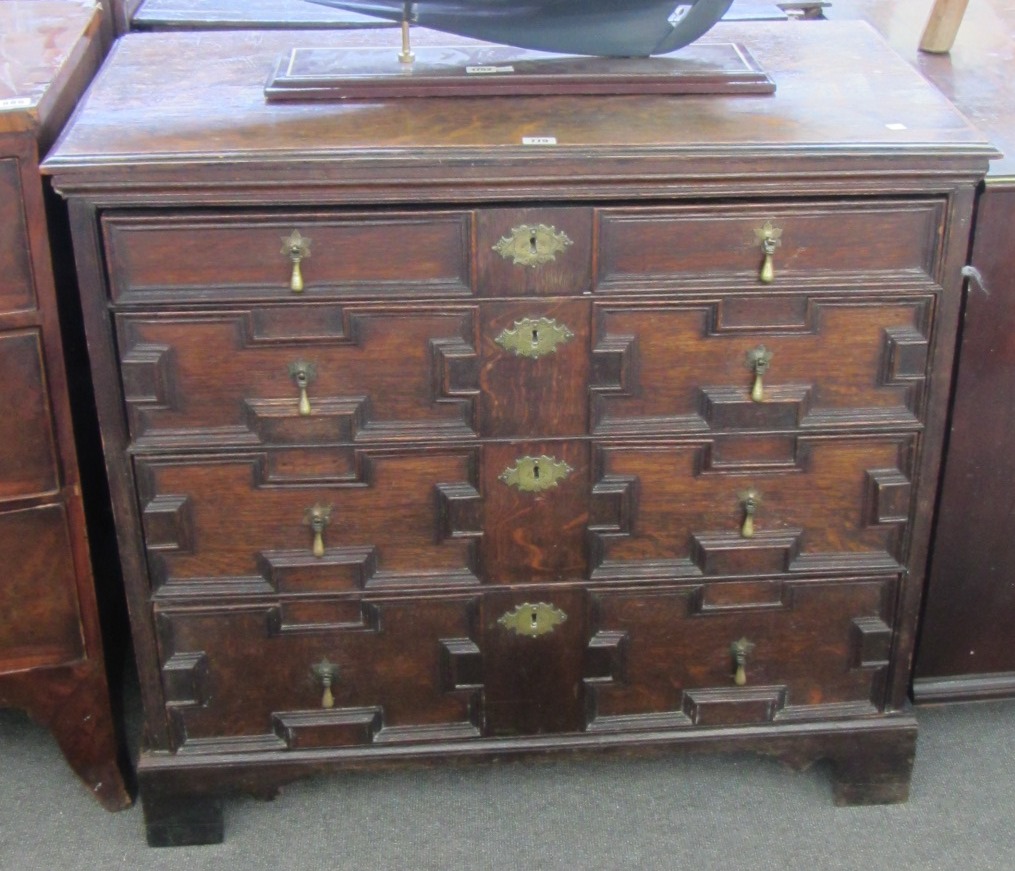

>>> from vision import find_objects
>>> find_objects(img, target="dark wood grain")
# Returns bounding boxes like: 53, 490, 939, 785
43, 20, 992, 841
914, 182, 1015, 699
0, 1, 128, 811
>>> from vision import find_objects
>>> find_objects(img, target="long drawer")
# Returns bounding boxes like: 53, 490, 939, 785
116, 290, 932, 450
153, 575, 895, 752
136, 434, 914, 595
102, 199, 945, 306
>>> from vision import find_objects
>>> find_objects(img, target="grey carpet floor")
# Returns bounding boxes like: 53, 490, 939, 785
1, 696, 1013, 870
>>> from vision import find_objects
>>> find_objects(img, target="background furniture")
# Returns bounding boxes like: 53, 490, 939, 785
827, 0, 1015, 703
45, 21, 994, 843
129, 0, 394, 31
0, 0, 130, 811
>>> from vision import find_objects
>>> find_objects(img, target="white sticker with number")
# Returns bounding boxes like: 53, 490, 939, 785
0, 97, 32, 111
466, 65, 515, 75
522, 137, 558, 146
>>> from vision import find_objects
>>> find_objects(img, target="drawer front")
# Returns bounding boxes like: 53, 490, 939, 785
585, 577, 896, 731
154, 596, 481, 752
102, 210, 474, 304
118, 305, 481, 449
482, 441, 590, 584
596, 200, 944, 291
475, 206, 593, 297
0, 159, 35, 315
118, 299, 592, 450
592, 295, 932, 435
590, 434, 915, 581
0, 504, 84, 671
136, 448, 482, 595
0, 330, 60, 502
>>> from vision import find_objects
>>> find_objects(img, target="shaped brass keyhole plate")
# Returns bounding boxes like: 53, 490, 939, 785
499, 455, 573, 493
495, 316, 575, 359
492, 223, 573, 267
498, 602, 567, 637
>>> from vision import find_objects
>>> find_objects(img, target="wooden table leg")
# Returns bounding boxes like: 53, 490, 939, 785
919, 0, 970, 53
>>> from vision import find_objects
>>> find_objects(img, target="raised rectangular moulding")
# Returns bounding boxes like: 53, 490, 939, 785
264, 41, 775, 101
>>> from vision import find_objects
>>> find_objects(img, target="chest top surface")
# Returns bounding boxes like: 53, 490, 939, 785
43, 20, 997, 199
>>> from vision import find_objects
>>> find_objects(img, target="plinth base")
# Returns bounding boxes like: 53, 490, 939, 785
264, 42, 775, 101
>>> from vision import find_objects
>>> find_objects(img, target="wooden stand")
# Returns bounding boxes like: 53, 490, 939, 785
265, 41, 775, 100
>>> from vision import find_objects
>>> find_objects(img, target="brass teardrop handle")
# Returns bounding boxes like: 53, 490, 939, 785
731, 637, 756, 686
303, 504, 333, 558
754, 221, 782, 284
311, 657, 338, 708
282, 229, 311, 293
738, 489, 761, 538
746, 346, 773, 403
288, 361, 317, 416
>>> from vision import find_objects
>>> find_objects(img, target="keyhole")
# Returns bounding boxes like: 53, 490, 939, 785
531, 328, 539, 345
533, 462, 540, 479
531, 609, 539, 629
529, 232, 538, 254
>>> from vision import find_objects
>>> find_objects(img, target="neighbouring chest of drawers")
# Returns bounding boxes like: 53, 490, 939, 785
103, 196, 945, 753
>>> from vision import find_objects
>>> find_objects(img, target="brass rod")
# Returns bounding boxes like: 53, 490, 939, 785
399, 19, 415, 64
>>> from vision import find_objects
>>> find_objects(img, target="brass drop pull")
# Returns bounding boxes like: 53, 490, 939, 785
288, 361, 317, 415
738, 489, 761, 538
746, 346, 773, 403
303, 504, 333, 558
754, 221, 782, 284
311, 658, 339, 708
493, 223, 573, 267
731, 638, 756, 686
282, 229, 312, 293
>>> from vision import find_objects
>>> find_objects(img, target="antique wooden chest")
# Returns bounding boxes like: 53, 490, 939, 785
44, 20, 995, 843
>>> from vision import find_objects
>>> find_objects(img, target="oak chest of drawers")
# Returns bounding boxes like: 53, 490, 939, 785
44, 20, 996, 844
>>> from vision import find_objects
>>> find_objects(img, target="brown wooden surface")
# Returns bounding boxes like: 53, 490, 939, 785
827, 0, 1015, 699
132, 0, 392, 30
913, 181, 1015, 700
828, 0, 1015, 178
0, 1, 129, 810
44, 21, 993, 842
0, 2, 105, 147
44, 22, 995, 194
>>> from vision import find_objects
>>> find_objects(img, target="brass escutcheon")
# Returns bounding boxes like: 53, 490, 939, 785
303, 503, 333, 558
495, 316, 575, 359
311, 657, 339, 708
282, 229, 312, 293
493, 223, 573, 267
754, 221, 782, 284
288, 360, 318, 416
498, 602, 568, 638
499, 455, 573, 493
745, 346, 773, 403
731, 637, 756, 686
